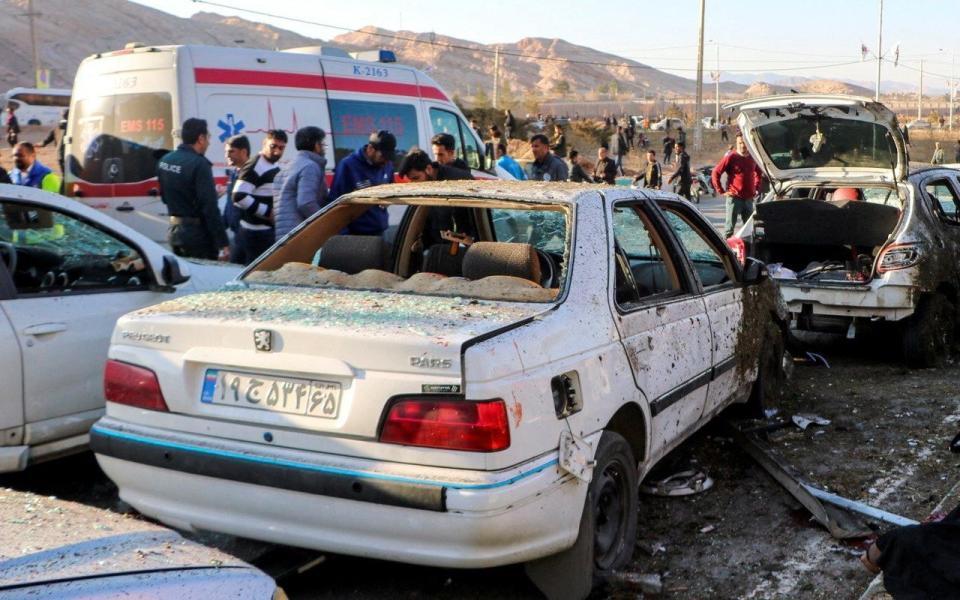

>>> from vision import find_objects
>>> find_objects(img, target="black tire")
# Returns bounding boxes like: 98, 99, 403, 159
903, 293, 955, 368
589, 431, 639, 576
27, 119, 40, 126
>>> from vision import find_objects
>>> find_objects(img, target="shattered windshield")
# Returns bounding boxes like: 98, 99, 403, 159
244, 198, 570, 303
753, 117, 897, 171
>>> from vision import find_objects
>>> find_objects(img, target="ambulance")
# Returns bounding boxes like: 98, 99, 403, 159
65, 44, 495, 242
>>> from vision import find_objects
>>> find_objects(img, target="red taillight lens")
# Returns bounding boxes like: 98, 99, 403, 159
379, 397, 510, 452
103, 359, 169, 411
727, 236, 746, 266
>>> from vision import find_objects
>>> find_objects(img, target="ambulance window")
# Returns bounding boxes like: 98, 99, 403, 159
459, 117, 482, 170
428, 108, 480, 170
328, 99, 418, 166
67, 93, 173, 185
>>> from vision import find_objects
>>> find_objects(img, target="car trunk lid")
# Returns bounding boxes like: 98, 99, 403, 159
726, 95, 907, 184
114, 285, 547, 438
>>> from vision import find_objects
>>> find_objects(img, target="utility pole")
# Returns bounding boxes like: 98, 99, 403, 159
492, 46, 500, 109
693, 0, 705, 151
18, 0, 43, 87
875, 0, 883, 101
918, 59, 923, 121
950, 53, 956, 131
714, 42, 720, 125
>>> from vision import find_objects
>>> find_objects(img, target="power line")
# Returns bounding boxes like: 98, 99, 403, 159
190, 0, 868, 74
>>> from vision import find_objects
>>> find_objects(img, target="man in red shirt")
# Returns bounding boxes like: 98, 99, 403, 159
712, 133, 764, 238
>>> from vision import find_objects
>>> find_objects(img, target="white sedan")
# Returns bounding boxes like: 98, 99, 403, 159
92, 181, 785, 598
0, 184, 239, 472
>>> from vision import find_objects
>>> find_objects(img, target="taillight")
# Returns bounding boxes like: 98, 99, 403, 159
877, 242, 922, 273
379, 397, 510, 452
103, 359, 169, 411
727, 236, 746, 266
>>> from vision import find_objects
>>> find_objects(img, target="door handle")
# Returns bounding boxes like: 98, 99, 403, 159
23, 322, 67, 336
656, 305, 667, 316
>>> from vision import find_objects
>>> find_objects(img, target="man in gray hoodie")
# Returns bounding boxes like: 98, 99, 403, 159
273, 126, 328, 240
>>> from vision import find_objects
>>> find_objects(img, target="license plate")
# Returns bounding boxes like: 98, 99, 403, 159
201, 369, 341, 419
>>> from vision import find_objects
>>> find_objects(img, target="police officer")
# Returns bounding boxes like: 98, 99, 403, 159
157, 118, 230, 260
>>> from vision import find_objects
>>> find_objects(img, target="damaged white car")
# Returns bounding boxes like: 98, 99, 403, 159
727, 94, 960, 367
91, 181, 784, 596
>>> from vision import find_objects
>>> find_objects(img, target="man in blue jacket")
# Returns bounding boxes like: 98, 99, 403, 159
326, 130, 396, 235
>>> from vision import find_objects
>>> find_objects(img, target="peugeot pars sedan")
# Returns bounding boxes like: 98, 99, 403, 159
91, 181, 785, 598
726, 94, 960, 367
0, 184, 239, 473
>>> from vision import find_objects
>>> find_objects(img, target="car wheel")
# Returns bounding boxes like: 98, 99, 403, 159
590, 431, 638, 575
27, 119, 40, 126
524, 431, 638, 599
903, 293, 955, 368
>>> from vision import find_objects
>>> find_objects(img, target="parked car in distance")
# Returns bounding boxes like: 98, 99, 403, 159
726, 94, 960, 367
0, 185, 241, 473
650, 117, 685, 131
906, 119, 932, 130
0, 529, 279, 599
92, 181, 786, 599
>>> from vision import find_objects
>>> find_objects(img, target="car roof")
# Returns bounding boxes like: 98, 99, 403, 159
338, 180, 625, 206
909, 165, 960, 178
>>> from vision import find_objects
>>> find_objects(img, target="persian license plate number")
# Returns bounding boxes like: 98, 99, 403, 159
201, 369, 341, 419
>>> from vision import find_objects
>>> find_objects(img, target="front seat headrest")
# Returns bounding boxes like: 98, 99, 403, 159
462, 242, 541, 284
318, 235, 386, 274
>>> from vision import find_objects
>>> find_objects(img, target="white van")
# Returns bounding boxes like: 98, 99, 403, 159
4, 87, 71, 127
65, 44, 493, 242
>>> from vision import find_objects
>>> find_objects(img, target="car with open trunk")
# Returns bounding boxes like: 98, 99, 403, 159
726, 94, 960, 367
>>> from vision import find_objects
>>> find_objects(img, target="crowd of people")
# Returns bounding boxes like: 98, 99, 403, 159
0, 105, 765, 266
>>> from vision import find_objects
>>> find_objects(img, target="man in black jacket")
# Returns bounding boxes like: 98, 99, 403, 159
633, 149, 662, 189
398, 149, 475, 250
593, 145, 617, 185
431, 133, 470, 171
157, 118, 229, 260
668, 141, 692, 201
568, 149, 591, 183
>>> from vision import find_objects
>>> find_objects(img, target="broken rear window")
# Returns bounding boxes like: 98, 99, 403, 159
245, 197, 570, 303
754, 117, 897, 171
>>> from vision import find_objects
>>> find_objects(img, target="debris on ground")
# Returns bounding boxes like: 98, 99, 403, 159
609, 571, 664, 595
792, 413, 832, 430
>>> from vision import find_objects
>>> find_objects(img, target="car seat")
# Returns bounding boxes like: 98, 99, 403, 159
462, 242, 541, 284
317, 235, 388, 273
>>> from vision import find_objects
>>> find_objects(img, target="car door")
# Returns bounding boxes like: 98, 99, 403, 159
657, 199, 745, 417
0, 264, 23, 437
608, 198, 713, 457
924, 175, 960, 267
0, 199, 169, 440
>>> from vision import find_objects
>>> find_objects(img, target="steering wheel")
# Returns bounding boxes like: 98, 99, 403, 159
0, 241, 16, 274
535, 250, 558, 288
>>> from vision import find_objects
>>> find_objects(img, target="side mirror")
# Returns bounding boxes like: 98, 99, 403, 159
160, 254, 190, 288
743, 257, 768, 285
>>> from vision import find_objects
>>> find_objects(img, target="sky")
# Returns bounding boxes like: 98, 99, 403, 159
133, 0, 960, 91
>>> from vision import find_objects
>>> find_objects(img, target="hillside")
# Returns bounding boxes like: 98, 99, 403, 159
331, 26, 748, 99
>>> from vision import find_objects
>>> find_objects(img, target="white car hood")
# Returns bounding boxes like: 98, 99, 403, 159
725, 95, 907, 183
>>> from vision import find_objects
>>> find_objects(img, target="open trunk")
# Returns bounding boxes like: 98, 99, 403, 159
753, 199, 901, 285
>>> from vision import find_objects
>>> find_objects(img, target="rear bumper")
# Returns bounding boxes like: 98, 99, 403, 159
91, 418, 586, 568
779, 282, 915, 321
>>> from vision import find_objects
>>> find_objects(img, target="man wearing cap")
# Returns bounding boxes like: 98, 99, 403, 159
157, 118, 229, 260
326, 130, 397, 236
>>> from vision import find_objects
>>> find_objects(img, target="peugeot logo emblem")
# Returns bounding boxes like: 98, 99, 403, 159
253, 329, 273, 352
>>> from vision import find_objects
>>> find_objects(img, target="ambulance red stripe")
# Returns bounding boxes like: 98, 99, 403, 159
193, 68, 447, 101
